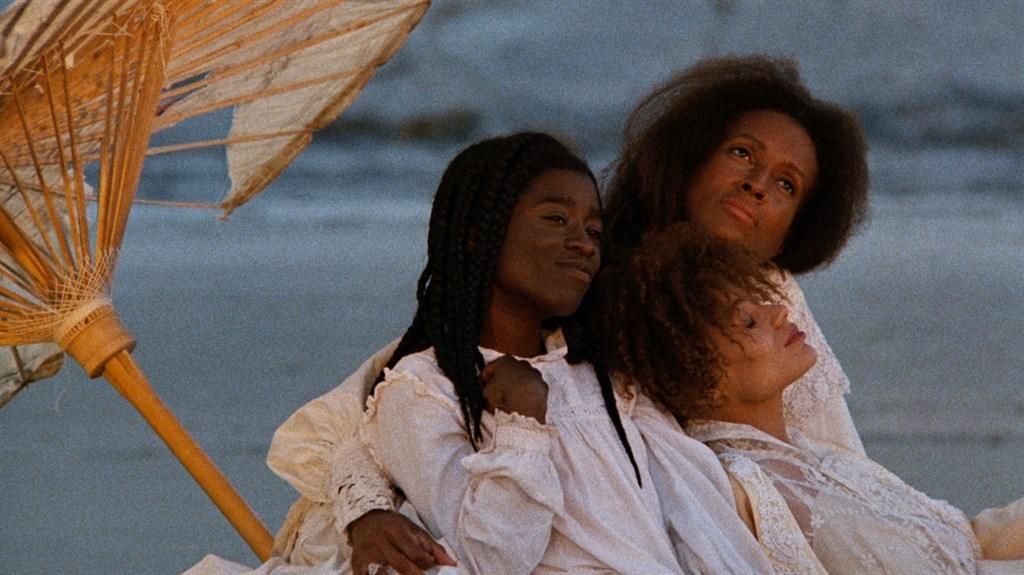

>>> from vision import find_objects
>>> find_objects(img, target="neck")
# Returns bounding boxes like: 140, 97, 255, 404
479, 303, 545, 358
705, 394, 790, 443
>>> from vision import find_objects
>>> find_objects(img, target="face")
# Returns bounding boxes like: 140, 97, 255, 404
684, 110, 818, 259
490, 169, 602, 322
711, 301, 818, 408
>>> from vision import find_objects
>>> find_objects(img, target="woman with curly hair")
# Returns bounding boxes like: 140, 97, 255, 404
593, 222, 1024, 575
602, 54, 869, 456
254, 131, 772, 575
268, 54, 877, 573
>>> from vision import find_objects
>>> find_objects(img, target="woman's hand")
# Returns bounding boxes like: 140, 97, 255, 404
481, 355, 549, 424
348, 509, 456, 575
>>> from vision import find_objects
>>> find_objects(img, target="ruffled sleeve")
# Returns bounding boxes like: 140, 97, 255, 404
780, 274, 866, 455
266, 340, 400, 561
362, 358, 563, 575
267, 339, 399, 502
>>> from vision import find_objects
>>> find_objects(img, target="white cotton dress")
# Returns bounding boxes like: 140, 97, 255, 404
182, 332, 772, 575
187, 275, 1021, 573
359, 332, 682, 574
263, 275, 861, 560
687, 420, 1024, 575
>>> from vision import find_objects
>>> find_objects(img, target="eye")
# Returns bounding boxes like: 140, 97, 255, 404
777, 178, 797, 196
728, 146, 752, 161
737, 312, 756, 329
543, 213, 567, 225
586, 226, 603, 240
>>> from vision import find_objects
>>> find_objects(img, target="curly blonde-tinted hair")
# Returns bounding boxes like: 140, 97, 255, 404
591, 223, 782, 420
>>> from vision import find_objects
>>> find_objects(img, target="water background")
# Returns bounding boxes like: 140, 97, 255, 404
1, 2, 1023, 574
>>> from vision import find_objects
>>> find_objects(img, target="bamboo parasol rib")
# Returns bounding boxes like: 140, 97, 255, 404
0, 0, 429, 561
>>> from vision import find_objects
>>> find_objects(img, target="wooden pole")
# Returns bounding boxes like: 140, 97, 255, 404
102, 348, 274, 561
57, 302, 273, 561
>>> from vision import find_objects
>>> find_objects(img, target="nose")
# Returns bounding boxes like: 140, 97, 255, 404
566, 223, 598, 258
741, 166, 770, 201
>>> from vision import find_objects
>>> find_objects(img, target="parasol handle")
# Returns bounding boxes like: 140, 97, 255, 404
102, 349, 274, 561
55, 302, 273, 559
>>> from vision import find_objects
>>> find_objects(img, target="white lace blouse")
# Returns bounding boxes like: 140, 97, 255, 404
687, 420, 1024, 575
776, 273, 864, 455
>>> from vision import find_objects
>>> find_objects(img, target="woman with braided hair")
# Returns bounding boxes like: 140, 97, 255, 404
354, 131, 754, 574
261, 132, 773, 575
267, 55, 870, 573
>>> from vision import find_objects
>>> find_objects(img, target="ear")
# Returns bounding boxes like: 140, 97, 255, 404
707, 386, 726, 406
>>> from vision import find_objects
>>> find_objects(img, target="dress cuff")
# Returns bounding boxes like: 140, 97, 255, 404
328, 434, 398, 541
488, 409, 557, 453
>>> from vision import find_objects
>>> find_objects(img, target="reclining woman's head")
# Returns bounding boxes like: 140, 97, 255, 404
591, 223, 817, 422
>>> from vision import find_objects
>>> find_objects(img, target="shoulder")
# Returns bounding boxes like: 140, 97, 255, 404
371, 348, 461, 411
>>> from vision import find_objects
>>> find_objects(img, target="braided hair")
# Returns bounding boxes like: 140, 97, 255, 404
377, 133, 627, 451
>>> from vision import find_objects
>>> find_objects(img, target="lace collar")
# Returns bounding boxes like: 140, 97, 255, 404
686, 419, 853, 466
686, 419, 802, 451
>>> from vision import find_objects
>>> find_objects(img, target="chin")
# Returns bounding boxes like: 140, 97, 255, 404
796, 348, 818, 378
545, 294, 587, 319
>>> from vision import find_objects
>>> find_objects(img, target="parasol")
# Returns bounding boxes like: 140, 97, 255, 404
0, 0, 428, 561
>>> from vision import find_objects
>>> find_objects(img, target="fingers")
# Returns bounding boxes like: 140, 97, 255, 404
352, 547, 424, 575
480, 360, 497, 382
353, 532, 445, 575
429, 545, 458, 567
393, 529, 440, 570
350, 554, 372, 575
414, 531, 457, 567
348, 510, 455, 575
385, 552, 426, 575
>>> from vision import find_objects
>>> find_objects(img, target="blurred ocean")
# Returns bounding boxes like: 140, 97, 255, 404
1, 2, 1023, 574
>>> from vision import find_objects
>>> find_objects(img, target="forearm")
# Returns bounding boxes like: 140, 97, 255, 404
328, 433, 398, 541
453, 410, 563, 573
364, 370, 563, 574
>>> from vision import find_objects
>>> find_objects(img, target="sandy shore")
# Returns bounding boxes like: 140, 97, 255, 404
1, 192, 1021, 574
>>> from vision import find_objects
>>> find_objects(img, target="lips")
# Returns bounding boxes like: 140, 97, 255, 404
721, 197, 756, 227
557, 260, 595, 283
785, 325, 806, 346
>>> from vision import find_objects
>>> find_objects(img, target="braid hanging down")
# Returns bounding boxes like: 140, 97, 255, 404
377, 132, 641, 484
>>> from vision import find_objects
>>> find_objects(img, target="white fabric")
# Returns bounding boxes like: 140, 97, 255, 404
688, 419, 1024, 575
360, 332, 685, 574
717, 454, 828, 575
266, 276, 866, 566
778, 273, 865, 455
625, 390, 778, 573
267, 338, 399, 561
